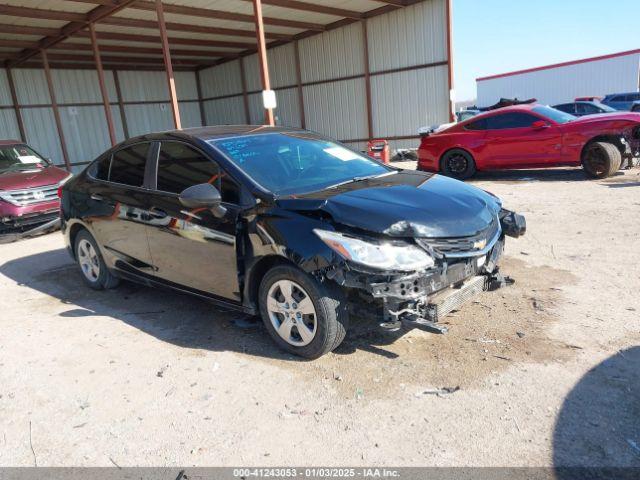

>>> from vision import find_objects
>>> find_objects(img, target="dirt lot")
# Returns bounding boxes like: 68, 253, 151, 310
1, 165, 639, 467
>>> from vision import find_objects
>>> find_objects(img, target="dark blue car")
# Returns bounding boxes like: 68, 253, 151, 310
601, 92, 640, 112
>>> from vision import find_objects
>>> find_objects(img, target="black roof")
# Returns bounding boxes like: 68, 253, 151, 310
112, 125, 318, 152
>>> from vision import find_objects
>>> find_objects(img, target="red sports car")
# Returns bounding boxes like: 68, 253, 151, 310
417, 104, 640, 179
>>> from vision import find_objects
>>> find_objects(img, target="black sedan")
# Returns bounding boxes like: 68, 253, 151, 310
60, 126, 525, 359
552, 101, 618, 117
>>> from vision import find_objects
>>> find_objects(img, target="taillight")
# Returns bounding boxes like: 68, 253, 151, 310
57, 186, 63, 199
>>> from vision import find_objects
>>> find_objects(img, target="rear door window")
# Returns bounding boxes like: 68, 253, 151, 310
464, 118, 487, 130
156, 141, 240, 204
91, 155, 111, 180
554, 104, 575, 114
577, 103, 599, 115
484, 113, 539, 130
109, 143, 150, 187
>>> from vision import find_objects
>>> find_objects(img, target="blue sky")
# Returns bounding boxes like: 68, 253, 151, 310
453, 0, 640, 101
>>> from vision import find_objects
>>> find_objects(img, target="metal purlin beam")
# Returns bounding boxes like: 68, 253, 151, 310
445, 0, 455, 122
362, 19, 374, 140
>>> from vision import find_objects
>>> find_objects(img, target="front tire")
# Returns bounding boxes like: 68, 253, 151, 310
258, 265, 348, 359
582, 141, 622, 179
74, 229, 120, 290
440, 149, 477, 180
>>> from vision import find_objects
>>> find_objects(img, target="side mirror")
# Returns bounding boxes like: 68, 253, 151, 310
179, 183, 227, 217
532, 120, 549, 129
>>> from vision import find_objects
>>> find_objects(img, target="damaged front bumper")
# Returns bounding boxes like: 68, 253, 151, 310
328, 210, 525, 333
0, 212, 60, 243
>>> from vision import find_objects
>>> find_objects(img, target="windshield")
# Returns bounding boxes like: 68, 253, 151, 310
210, 133, 391, 195
532, 105, 576, 124
597, 103, 617, 113
0, 145, 48, 174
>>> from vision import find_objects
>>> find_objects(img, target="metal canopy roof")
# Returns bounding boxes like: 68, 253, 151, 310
0, 0, 425, 71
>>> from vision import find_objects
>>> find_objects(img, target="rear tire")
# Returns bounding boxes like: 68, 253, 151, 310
582, 141, 622, 179
440, 149, 477, 180
258, 265, 348, 359
74, 229, 120, 290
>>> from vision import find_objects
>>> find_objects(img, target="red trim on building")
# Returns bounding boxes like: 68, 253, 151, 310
476, 48, 640, 82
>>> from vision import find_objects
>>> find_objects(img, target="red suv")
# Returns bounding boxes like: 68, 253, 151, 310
0, 140, 71, 238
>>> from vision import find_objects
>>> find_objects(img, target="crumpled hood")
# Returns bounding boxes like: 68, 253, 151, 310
277, 171, 502, 238
0, 165, 69, 191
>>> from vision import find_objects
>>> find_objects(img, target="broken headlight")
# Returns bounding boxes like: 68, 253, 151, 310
314, 229, 434, 272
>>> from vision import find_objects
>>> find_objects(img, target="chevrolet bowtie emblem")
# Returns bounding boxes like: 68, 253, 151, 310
473, 239, 487, 250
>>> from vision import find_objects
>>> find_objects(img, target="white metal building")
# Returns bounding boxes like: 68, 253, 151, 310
476, 49, 640, 107
0, 0, 453, 173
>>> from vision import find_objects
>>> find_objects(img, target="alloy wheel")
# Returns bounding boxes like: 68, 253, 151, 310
77, 239, 100, 283
447, 154, 468, 173
266, 279, 317, 347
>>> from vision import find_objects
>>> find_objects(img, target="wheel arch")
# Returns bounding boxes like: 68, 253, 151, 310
66, 220, 91, 260
581, 134, 625, 160
438, 146, 476, 170
245, 254, 300, 308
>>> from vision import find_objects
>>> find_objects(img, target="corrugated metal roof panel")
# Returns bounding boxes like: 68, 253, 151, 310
200, 60, 243, 98
303, 78, 367, 140
59, 105, 123, 164
2, 0, 94, 13
112, 7, 301, 36
244, 42, 297, 91
0, 109, 20, 140
12, 69, 51, 104
248, 87, 301, 127
367, 0, 447, 72
21, 107, 63, 163
0, 69, 12, 106
51, 69, 118, 104
203, 96, 246, 125
118, 70, 198, 102
299, 21, 364, 82
371, 64, 448, 137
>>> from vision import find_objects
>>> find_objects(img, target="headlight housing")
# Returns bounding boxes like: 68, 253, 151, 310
314, 229, 434, 272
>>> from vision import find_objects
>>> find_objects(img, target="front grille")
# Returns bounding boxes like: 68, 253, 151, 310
0, 184, 59, 206
416, 217, 501, 258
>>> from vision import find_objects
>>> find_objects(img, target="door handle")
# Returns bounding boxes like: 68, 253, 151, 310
90, 193, 104, 201
148, 207, 168, 219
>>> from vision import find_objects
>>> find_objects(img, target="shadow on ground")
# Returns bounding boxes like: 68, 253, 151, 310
0, 248, 406, 362
553, 346, 640, 472
469, 167, 628, 184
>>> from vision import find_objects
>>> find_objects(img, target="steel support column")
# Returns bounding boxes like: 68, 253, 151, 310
112, 70, 129, 139
294, 40, 306, 129
252, 0, 275, 126
89, 23, 117, 146
155, 0, 182, 130
41, 50, 71, 171
445, 0, 455, 122
362, 19, 374, 139
6, 68, 26, 142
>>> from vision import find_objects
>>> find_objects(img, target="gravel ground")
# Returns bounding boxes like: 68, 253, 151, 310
0, 165, 639, 467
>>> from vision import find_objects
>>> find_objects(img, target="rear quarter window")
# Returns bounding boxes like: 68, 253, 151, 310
89, 155, 111, 181
109, 143, 150, 187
